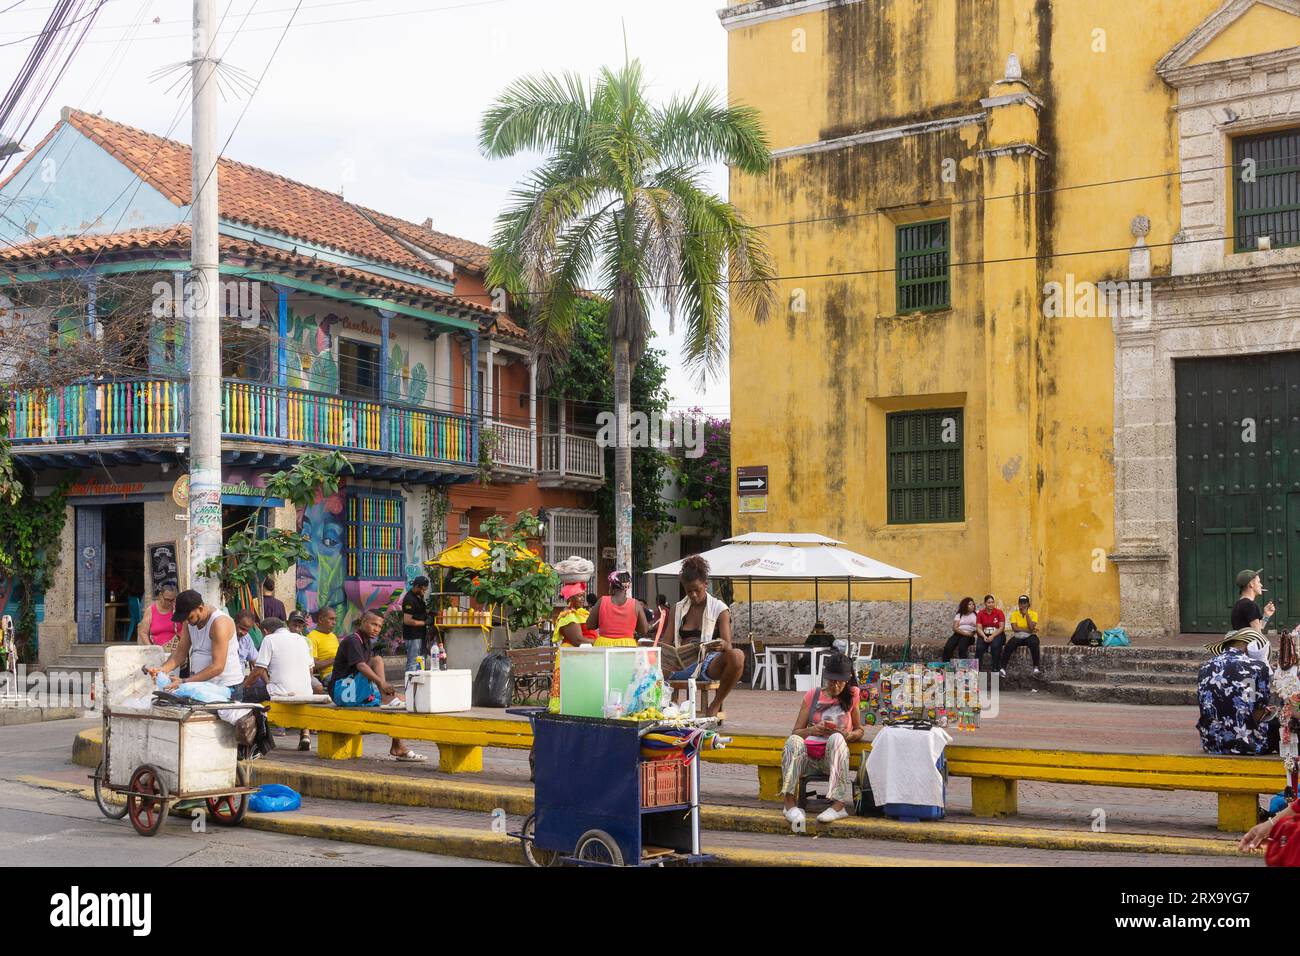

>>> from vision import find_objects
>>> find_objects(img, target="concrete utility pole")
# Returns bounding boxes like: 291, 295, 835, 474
188, 0, 223, 604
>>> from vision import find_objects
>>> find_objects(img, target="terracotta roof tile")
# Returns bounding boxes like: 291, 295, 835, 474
354, 205, 493, 272
60, 109, 453, 282
0, 227, 494, 319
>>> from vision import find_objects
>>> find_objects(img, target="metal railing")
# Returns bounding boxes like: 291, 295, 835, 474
540, 431, 604, 480
7, 377, 475, 466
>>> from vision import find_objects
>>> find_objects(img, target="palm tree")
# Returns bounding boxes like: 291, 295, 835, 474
479, 59, 776, 574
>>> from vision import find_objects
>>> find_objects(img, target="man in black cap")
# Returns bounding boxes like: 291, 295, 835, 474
999, 594, 1042, 679
148, 590, 244, 701
401, 576, 431, 674
1231, 569, 1275, 633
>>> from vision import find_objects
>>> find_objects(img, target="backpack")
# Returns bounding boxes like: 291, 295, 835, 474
1070, 618, 1102, 647
1267, 814, 1300, 867
1102, 628, 1131, 647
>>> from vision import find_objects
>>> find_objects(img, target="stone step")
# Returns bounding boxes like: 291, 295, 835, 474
1088, 657, 1202, 675
1040, 680, 1198, 706
1077, 670, 1198, 687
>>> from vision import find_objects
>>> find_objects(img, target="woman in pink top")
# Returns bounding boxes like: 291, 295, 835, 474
779, 652, 863, 826
136, 582, 181, 651
587, 569, 649, 647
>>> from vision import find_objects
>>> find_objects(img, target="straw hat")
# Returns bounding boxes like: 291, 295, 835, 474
1205, 628, 1266, 655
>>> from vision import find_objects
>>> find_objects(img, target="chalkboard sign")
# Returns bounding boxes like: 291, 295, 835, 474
149, 542, 178, 593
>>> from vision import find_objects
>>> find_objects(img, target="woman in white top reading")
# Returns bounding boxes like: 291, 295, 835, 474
659, 555, 745, 721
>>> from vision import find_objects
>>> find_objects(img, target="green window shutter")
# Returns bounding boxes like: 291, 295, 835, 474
1233, 128, 1300, 253
896, 219, 950, 312
886, 408, 963, 524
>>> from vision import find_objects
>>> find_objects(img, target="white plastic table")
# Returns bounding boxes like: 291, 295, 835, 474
760, 646, 830, 691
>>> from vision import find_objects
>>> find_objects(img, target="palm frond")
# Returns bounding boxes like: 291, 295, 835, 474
652, 86, 771, 173
478, 71, 591, 158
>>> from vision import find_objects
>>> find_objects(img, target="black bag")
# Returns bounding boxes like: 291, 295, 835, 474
1070, 618, 1103, 647
855, 768, 884, 817
472, 651, 513, 708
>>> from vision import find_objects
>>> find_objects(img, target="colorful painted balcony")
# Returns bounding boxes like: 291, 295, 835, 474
5, 378, 477, 469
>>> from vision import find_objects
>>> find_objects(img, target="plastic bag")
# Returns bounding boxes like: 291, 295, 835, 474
472, 651, 513, 707
1101, 628, 1130, 647
170, 681, 232, 703
248, 783, 301, 813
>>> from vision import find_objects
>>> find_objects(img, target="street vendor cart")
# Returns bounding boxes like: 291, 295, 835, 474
515, 712, 728, 866
90, 645, 264, 837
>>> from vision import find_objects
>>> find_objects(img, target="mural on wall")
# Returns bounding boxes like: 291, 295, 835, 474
385, 343, 428, 406
285, 307, 339, 394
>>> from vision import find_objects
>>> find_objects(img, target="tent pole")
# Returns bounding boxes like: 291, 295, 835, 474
905, 578, 913, 662
847, 578, 852, 643
814, 579, 819, 623
748, 577, 753, 638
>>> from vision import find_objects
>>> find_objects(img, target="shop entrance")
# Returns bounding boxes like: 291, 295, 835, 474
74, 502, 144, 644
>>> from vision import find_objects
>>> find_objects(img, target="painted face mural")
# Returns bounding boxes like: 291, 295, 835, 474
297, 489, 346, 618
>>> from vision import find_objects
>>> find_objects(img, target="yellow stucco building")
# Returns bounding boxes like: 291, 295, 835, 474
722, 0, 1300, 638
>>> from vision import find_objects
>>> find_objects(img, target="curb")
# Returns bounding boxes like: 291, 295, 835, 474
17, 774, 966, 867
69, 728, 1242, 857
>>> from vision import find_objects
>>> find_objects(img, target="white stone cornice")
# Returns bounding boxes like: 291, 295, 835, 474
975, 143, 1049, 161
979, 92, 1045, 111
1163, 45, 1300, 88
769, 112, 986, 160
717, 0, 864, 30
1156, 0, 1300, 79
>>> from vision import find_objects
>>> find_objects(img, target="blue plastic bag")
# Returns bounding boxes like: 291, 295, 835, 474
1269, 791, 1291, 815
248, 784, 301, 813
1102, 628, 1130, 647
170, 681, 232, 703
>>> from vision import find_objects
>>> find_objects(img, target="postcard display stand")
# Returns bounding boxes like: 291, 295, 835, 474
854, 659, 982, 733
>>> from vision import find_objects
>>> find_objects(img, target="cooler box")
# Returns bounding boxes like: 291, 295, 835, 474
405, 669, 472, 713
882, 754, 948, 823
558, 646, 661, 717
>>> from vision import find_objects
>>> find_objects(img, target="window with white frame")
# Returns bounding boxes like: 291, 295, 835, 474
544, 509, 598, 575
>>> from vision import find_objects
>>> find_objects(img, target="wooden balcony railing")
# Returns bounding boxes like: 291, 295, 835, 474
540, 432, 604, 480
487, 420, 534, 470
6, 378, 475, 467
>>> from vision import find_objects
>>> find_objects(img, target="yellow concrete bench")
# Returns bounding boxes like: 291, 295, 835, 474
701, 733, 1285, 832
268, 703, 532, 774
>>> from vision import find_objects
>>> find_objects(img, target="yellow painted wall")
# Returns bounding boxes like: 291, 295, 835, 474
722, 0, 1276, 634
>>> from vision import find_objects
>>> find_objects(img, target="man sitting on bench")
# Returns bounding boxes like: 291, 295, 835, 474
330, 610, 424, 762
658, 555, 744, 721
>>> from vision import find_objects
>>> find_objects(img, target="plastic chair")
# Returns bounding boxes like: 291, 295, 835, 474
124, 596, 142, 643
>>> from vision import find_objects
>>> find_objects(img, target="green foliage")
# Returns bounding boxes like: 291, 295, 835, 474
476, 428, 500, 486
199, 452, 351, 600
0, 478, 70, 660
548, 299, 674, 568
451, 511, 559, 640
673, 412, 731, 536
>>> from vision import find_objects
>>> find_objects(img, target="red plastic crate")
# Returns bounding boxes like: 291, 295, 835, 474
640, 757, 689, 807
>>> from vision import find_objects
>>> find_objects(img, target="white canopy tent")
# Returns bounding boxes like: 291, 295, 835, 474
644, 533, 920, 656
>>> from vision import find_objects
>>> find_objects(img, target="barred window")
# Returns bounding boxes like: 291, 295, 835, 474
346, 490, 404, 580
886, 408, 963, 524
1233, 128, 1300, 252
896, 219, 950, 312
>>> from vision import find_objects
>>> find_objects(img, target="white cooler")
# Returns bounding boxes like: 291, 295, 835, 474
405, 669, 472, 713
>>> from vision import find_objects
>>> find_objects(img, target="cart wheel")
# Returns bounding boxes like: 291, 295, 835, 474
93, 761, 128, 820
126, 764, 169, 837
574, 829, 624, 867
205, 793, 248, 826
519, 813, 559, 868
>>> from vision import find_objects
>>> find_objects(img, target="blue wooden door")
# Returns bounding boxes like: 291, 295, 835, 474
75, 506, 105, 645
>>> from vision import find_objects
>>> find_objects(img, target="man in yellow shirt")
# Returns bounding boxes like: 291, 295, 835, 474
1000, 594, 1042, 679
306, 606, 341, 689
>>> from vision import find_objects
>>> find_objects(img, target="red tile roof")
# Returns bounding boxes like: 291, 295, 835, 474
0, 227, 494, 320
56, 109, 454, 282
354, 206, 493, 272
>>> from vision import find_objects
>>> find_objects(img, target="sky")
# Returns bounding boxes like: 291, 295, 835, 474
0, 0, 734, 414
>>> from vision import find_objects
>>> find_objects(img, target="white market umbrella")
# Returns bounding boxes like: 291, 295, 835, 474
644, 533, 920, 653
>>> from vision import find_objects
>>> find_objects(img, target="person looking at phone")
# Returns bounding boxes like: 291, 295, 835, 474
779, 652, 863, 826
659, 555, 744, 720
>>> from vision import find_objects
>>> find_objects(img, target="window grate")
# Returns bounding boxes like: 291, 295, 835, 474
896, 219, 950, 312
886, 408, 963, 524
346, 490, 404, 580
1233, 129, 1300, 252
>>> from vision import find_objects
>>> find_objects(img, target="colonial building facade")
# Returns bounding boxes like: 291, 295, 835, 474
721, 0, 1300, 637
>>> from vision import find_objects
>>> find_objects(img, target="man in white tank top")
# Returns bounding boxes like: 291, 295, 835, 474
150, 590, 246, 701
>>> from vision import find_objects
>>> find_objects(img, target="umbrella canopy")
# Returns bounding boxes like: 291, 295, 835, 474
644, 535, 917, 582
425, 537, 545, 573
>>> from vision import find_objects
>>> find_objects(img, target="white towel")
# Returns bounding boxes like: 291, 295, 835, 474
865, 725, 952, 808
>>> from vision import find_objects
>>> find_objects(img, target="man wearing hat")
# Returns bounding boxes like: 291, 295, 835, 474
148, 590, 245, 701
1231, 569, 1275, 633
1197, 629, 1278, 755
401, 575, 431, 675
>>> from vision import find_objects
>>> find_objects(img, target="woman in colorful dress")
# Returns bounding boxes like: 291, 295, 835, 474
547, 581, 594, 714
587, 569, 649, 647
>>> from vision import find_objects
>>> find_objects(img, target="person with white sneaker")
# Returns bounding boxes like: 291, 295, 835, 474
779, 652, 863, 826
1000, 594, 1043, 680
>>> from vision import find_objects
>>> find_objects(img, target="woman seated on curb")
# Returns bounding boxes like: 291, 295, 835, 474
1239, 795, 1299, 856
780, 651, 863, 826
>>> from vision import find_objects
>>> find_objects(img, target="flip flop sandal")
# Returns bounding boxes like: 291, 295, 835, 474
393, 751, 427, 762
298, 736, 311, 752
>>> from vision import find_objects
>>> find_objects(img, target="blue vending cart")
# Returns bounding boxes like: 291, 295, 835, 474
520, 713, 719, 867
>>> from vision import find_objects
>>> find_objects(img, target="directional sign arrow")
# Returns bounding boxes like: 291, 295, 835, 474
738, 477, 767, 491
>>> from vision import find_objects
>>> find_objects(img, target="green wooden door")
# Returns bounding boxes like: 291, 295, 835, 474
1175, 352, 1300, 632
